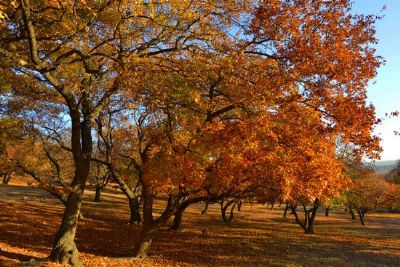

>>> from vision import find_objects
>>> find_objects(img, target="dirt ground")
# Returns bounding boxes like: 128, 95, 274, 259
1, 179, 400, 267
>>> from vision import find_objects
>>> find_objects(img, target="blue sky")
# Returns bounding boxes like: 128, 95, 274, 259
352, 0, 400, 161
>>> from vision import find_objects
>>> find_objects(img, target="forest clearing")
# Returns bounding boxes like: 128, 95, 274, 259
1, 179, 400, 267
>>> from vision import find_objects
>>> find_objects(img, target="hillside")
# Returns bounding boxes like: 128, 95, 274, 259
373, 160, 400, 173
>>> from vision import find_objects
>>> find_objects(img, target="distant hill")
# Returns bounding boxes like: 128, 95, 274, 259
372, 160, 399, 173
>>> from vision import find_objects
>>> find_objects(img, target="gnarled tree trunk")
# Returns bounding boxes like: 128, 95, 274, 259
49, 102, 92, 265
49, 192, 84, 266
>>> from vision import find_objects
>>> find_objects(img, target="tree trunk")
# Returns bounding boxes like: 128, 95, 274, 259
304, 202, 319, 234
171, 208, 184, 231
2, 173, 12, 185
133, 225, 154, 258
283, 203, 289, 219
129, 197, 142, 224
134, 185, 154, 257
221, 200, 236, 223
349, 207, 356, 220
292, 200, 319, 234
201, 201, 209, 215
108, 167, 143, 224
359, 212, 365, 226
171, 196, 210, 231
49, 103, 92, 265
237, 201, 242, 212
325, 207, 329, 216
356, 209, 366, 226
94, 184, 102, 202
49, 192, 83, 266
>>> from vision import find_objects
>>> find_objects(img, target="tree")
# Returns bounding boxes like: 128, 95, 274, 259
0, 118, 24, 185
347, 173, 399, 225
1, 0, 251, 264
0, 0, 383, 262
385, 160, 400, 185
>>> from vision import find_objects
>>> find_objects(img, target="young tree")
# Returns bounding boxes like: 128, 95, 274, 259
348, 174, 399, 225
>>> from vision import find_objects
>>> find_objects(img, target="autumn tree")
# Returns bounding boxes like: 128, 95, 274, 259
0, 118, 25, 185
0, 0, 384, 262
0, 0, 255, 264
385, 161, 400, 185
347, 173, 399, 225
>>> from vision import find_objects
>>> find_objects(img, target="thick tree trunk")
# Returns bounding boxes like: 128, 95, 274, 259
134, 185, 154, 257
49, 103, 92, 265
304, 222, 314, 234
171, 208, 184, 231
49, 192, 83, 266
133, 226, 154, 258
171, 196, 207, 231
325, 208, 330, 216
94, 184, 102, 202
129, 197, 142, 224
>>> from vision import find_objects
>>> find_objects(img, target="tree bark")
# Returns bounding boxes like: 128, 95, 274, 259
304, 203, 318, 234
49, 192, 83, 266
49, 103, 92, 265
134, 185, 154, 257
171, 197, 208, 231
171, 208, 184, 231
325, 207, 330, 216
129, 197, 142, 224
133, 225, 154, 258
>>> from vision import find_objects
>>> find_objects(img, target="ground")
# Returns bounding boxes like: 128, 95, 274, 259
1, 179, 400, 267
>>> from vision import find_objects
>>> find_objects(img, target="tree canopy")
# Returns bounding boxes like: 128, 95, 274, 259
0, 0, 387, 265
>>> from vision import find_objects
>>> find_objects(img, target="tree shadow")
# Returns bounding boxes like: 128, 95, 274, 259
1, 185, 400, 266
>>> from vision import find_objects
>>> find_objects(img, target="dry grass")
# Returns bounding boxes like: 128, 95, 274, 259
1, 179, 400, 266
